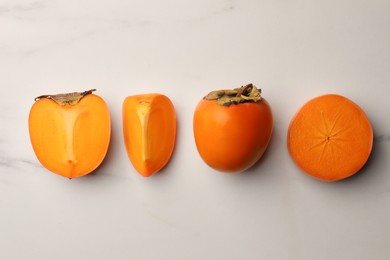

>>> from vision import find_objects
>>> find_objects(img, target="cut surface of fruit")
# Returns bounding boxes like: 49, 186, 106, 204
123, 94, 176, 177
287, 94, 373, 181
29, 92, 111, 178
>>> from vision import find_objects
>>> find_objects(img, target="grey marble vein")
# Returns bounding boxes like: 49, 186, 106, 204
205, 0, 236, 19
222, 0, 235, 12
0, 0, 47, 15
0, 155, 42, 170
21, 30, 100, 56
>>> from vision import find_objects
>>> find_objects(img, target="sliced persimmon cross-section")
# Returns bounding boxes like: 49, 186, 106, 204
29, 89, 111, 178
287, 94, 373, 181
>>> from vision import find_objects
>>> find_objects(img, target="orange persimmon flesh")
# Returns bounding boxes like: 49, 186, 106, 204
123, 94, 176, 177
287, 94, 373, 181
29, 91, 111, 178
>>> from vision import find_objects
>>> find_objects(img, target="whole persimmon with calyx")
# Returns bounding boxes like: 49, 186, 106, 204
287, 94, 373, 181
193, 84, 273, 173
28, 89, 111, 178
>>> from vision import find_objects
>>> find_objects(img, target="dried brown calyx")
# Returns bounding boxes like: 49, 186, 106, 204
204, 83, 261, 106
34, 89, 96, 106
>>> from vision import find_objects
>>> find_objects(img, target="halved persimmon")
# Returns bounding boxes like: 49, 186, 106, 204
193, 84, 273, 173
123, 94, 176, 177
28, 89, 111, 178
287, 94, 373, 181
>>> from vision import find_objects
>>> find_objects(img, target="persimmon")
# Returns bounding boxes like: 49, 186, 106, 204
193, 84, 273, 173
123, 94, 176, 177
287, 94, 373, 181
28, 89, 111, 178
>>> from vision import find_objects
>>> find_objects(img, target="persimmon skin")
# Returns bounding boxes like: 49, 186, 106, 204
193, 98, 273, 173
28, 94, 111, 178
287, 94, 373, 181
123, 94, 176, 177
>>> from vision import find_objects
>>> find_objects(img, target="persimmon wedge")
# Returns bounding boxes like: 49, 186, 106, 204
28, 89, 111, 178
123, 94, 176, 177
193, 84, 273, 173
287, 94, 373, 181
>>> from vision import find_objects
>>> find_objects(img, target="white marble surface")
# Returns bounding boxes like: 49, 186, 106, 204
1, 0, 390, 259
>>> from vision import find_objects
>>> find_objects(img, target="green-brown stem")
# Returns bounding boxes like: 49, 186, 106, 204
204, 83, 261, 106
